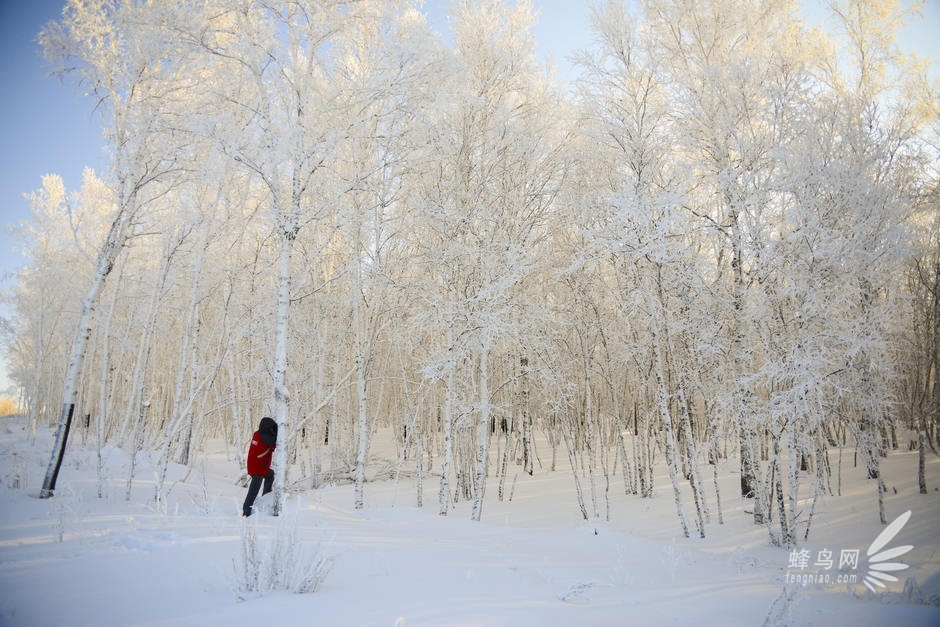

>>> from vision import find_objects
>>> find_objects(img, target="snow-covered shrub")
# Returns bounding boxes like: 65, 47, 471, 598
53, 485, 81, 543
855, 576, 940, 607
232, 509, 334, 599
5, 452, 27, 490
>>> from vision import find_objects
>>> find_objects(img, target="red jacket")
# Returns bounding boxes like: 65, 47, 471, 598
246, 430, 275, 476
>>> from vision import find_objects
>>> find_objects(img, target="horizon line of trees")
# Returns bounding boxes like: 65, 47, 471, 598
1, 0, 937, 544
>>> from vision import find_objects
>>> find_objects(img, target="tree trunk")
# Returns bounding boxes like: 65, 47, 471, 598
584, 377, 599, 519
647, 284, 691, 538
40, 203, 133, 498
497, 416, 512, 501
919, 430, 928, 494
438, 361, 455, 516
126, 239, 179, 500
561, 420, 589, 521
672, 366, 707, 536
156, 236, 204, 502
711, 441, 724, 525
96, 255, 124, 499
353, 258, 369, 510
619, 431, 634, 496
272, 226, 296, 517
772, 438, 789, 546
521, 355, 533, 476
471, 341, 491, 522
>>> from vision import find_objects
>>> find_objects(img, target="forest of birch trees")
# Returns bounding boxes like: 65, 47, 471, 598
2, 0, 938, 544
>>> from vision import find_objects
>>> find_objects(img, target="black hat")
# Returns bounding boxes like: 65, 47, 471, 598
259, 417, 278, 445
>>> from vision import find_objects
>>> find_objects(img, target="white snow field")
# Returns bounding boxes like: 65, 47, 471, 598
0, 414, 938, 626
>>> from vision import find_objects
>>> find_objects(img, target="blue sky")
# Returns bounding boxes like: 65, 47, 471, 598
0, 0, 936, 396
0, 0, 108, 395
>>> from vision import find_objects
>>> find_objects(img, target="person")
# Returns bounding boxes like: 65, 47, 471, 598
242, 417, 277, 516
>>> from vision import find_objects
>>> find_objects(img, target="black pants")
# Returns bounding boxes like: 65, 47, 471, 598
242, 470, 274, 516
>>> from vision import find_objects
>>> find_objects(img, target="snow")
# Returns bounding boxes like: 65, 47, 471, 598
1, 415, 938, 626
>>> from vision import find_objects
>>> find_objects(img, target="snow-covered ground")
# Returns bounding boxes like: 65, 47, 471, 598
0, 414, 938, 626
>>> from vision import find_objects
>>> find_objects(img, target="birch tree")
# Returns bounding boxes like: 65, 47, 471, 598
574, 0, 704, 536
38, 0, 191, 497
182, 0, 427, 512
637, 0, 818, 532
5, 0, 934, 543
412, 0, 566, 520
905, 177, 940, 494
6, 173, 108, 439
814, 0, 932, 524
329, 6, 437, 510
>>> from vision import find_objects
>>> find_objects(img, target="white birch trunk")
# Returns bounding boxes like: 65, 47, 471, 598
521, 355, 533, 476
497, 426, 511, 501
177, 304, 202, 466
397, 343, 422, 508
156, 238, 204, 502
438, 375, 455, 515
438, 336, 455, 516
126, 243, 178, 500
787, 436, 801, 543
354, 250, 369, 510
618, 431, 634, 496
918, 431, 927, 494
40, 203, 134, 498
561, 420, 589, 520
645, 269, 690, 537
95, 256, 123, 499
224, 277, 242, 451
772, 438, 790, 545
711, 443, 724, 525
585, 377, 599, 519
415, 433, 424, 508
652, 336, 691, 539
470, 341, 491, 522
837, 428, 844, 497
272, 226, 296, 517
677, 384, 707, 536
